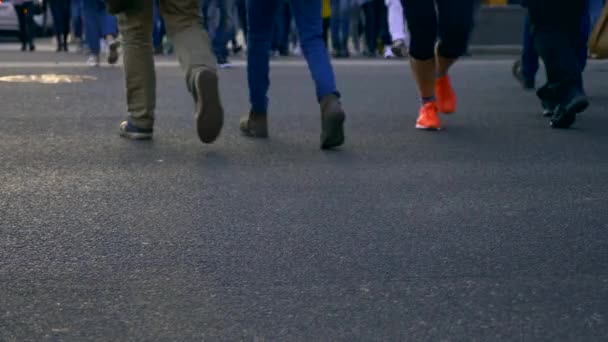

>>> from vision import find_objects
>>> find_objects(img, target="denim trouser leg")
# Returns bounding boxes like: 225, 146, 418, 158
521, 13, 539, 83
83, 1, 102, 55
153, 0, 163, 48
589, 0, 605, 29
71, 0, 83, 39
102, 12, 118, 37
330, 0, 351, 51
291, 0, 338, 100
213, 0, 233, 59
247, 0, 278, 113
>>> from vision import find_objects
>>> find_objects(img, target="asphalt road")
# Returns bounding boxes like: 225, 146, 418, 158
1, 52, 607, 341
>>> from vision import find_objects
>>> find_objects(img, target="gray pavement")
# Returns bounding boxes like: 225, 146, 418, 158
1, 53, 608, 341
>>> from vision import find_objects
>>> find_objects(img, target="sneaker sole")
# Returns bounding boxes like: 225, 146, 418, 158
321, 111, 345, 150
119, 131, 153, 140
415, 124, 441, 131
195, 69, 224, 144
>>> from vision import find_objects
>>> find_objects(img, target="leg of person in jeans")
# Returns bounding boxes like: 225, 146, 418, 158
83, 0, 102, 65
213, 0, 234, 66
118, 0, 223, 144
589, 0, 605, 30
402, 0, 474, 130
528, 0, 589, 129
330, 0, 351, 57
241, 0, 345, 149
71, 0, 84, 49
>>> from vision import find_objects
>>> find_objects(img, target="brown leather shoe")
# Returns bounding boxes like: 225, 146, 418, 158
239, 112, 268, 138
320, 94, 345, 149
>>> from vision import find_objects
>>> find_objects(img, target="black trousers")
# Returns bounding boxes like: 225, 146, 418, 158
14, 2, 35, 47
527, 0, 587, 103
401, 0, 475, 60
50, 0, 71, 44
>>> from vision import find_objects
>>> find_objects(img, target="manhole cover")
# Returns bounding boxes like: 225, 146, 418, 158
0, 74, 97, 84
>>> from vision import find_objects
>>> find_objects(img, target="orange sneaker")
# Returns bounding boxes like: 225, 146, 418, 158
435, 75, 456, 114
415, 102, 441, 130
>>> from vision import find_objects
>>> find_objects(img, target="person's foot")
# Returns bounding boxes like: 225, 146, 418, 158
383, 47, 395, 59
217, 56, 232, 69
232, 45, 243, 55
415, 102, 441, 130
21, 44, 26, 52
240, 111, 269, 138
512, 59, 535, 90
320, 94, 346, 150
107, 40, 120, 65
435, 75, 456, 114
56, 44, 62, 52
193, 68, 224, 144
119, 121, 153, 140
86, 54, 100, 67
550, 92, 589, 129
63, 43, 69, 52
362, 51, 376, 58
541, 100, 556, 117
28, 44, 35, 52
391, 39, 408, 58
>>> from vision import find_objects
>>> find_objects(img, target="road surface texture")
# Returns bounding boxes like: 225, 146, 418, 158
1, 51, 607, 341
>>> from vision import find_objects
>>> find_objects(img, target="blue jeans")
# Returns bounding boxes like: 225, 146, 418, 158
83, 0, 118, 55
271, 1, 291, 55
247, 0, 339, 113
71, 0, 83, 39
330, 0, 351, 52
589, 0, 605, 30
202, 0, 233, 60
153, 0, 165, 49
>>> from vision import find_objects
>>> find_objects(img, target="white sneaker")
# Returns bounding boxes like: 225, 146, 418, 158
383, 48, 395, 59
86, 55, 100, 67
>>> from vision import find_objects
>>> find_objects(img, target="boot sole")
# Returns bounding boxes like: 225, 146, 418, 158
195, 69, 224, 144
321, 111, 345, 150
107, 42, 120, 65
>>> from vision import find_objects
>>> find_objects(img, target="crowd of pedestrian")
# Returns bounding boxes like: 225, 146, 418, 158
11, 0, 608, 148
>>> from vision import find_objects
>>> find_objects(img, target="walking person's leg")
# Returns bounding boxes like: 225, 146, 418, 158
71, 0, 84, 48
160, 0, 224, 143
402, 0, 440, 129
117, 2, 156, 139
291, 0, 345, 149
14, 5, 27, 51
386, 0, 408, 57
240, 0, 278, 139
102, 11, 120, 64
83, 0, 102, 65
528, 0, 589, 129
361, 1, 377, 56
434, 0, 475, 114
516, 13, 539, 89
23, 2, 36, 50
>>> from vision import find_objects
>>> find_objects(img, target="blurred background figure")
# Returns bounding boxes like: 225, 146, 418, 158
13, 0, 37, 51
48, 0, 71, 51
71, 0, 84, 51
322, 0, 331, 47
386, 0, 408, 57
83, 0, 119, 66
271, 0, 292, 56
330, 0, 352, 57
153, 0, 167, 54
202, 0, 235, 67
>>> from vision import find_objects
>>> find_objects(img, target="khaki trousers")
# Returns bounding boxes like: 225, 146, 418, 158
118, 0, 216, 129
